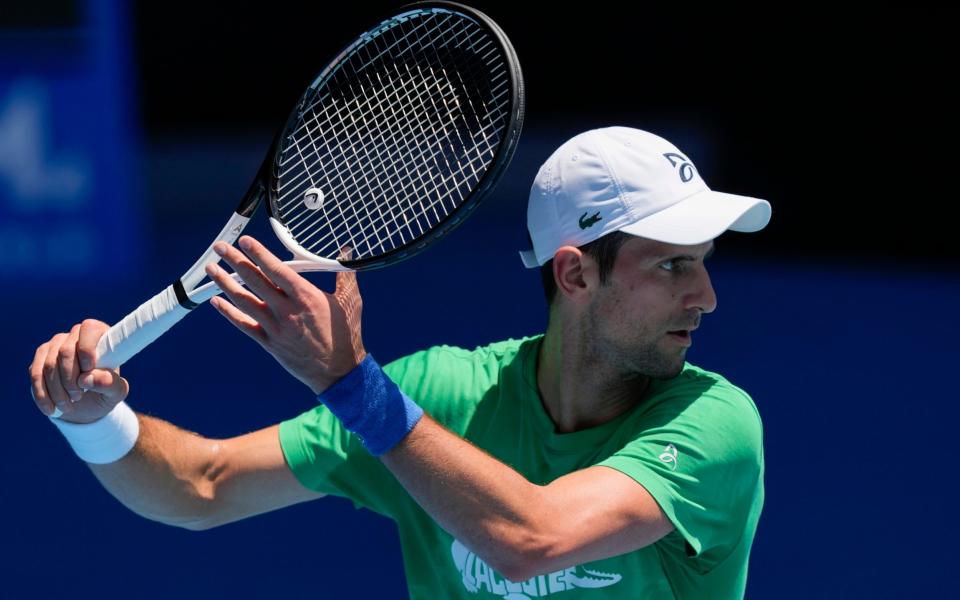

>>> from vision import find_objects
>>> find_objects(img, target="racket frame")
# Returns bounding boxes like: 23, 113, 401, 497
90, 1, 524, 371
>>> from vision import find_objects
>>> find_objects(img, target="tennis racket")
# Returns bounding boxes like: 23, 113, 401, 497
90, 2, 524, 377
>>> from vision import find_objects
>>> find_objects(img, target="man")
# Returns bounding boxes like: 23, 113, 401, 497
30, 127, 771, 598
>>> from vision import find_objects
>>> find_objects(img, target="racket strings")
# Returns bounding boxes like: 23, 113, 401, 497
285, 62, 461, 253
274, 9, 512, 261
278, 13, 495, 193
291, 56, 479, 250
292, 71, 498, 258
278, 13, 498, 216
287, 10, 480, 142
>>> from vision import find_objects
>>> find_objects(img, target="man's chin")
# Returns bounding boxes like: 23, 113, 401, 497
655, 364, 686, 380
649, 352, 687, 380
623, 344, 687, 379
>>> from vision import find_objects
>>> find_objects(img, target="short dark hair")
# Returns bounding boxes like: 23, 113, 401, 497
536, 231, 632, 306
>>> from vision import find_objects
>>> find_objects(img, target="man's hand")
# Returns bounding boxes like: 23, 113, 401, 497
205, 236, 366, 394
29, 319, 129, 423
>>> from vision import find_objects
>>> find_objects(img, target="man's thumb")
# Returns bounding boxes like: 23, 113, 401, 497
78, 369, 127, 401
335, 246, 360, 301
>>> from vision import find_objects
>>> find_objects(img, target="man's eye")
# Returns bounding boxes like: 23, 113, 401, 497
660, 259, 682, 272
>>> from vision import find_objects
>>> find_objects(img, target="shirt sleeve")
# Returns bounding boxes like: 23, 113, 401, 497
279, 341, 511, 520
277, 347, 482, 517
596, 373, 764, 572
278, 401, 406, 517
276, 352, 436, 517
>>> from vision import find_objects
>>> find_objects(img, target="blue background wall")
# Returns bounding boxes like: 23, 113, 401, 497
1, 2, 955, 598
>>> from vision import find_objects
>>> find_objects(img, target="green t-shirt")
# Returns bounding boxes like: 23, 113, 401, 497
279, 336, 764, 599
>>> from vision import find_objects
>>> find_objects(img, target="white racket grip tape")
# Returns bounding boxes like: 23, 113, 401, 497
95, 284, 192, 370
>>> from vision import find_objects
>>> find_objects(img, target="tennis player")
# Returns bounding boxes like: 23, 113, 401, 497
30, 127, 771, 599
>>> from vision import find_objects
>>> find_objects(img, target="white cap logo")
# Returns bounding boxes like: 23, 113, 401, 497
663, 152, 695, 183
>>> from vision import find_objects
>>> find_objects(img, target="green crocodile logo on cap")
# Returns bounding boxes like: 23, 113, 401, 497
578, 211, 602, 230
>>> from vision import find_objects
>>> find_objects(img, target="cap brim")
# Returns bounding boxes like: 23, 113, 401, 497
519, 248, 540, 269
619, 190, 771, 245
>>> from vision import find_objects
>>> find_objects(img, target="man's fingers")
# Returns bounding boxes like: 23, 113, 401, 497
77, 319, 109, 372
42, 333, 72, 414
334, 269, 360, 305
30, 342, 57, 416
205, 263, 276, 329
235, 236, 305, 296
334, 246, 358, 298
58, 324, 83, 400
333, 246, 365, 364
77, 369, 129, 403
336, 245, 354, 262
210, 296, 269, 344
333, 264, 362, 329
212, 241, 286, 303
334, 246, 362, 315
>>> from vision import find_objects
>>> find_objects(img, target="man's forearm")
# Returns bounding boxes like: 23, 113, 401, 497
380, 415, 549, 581
88, 413, 223, 530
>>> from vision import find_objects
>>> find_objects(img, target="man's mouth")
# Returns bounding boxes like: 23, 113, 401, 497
667, 329, 694, 346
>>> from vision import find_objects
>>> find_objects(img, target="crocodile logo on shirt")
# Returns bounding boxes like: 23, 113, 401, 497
451, 539, 623, 598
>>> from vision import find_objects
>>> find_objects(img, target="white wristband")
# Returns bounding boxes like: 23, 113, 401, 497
49, 402, 140, 464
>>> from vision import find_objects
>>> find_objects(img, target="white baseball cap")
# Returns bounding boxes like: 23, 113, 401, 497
519, 127, 772, 268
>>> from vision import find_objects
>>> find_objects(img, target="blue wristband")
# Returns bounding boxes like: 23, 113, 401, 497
316, 355, 424, 455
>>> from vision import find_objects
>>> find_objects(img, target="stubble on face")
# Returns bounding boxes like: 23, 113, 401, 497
583, 282, 688, 382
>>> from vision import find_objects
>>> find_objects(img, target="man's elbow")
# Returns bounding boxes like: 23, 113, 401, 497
485, 530, 558, 583
173, 517, 220, 531
127, 482, 225, 531
128, 505, 222, 531
495, 560, 539, 585
164, 504, 227, 531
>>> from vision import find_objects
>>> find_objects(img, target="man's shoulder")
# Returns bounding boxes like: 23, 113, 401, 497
381, 335, 542, 427
384, 335, 542, 375
382, 335, 542, 400
667, 363, 754, 400
651, 363, 762, 431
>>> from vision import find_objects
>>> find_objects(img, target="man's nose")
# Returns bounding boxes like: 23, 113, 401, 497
686, 265, 717, 314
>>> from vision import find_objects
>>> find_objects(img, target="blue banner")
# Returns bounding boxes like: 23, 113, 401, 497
0, 0, 139, 281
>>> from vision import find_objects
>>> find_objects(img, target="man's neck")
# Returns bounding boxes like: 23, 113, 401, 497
535, 327, 650, 434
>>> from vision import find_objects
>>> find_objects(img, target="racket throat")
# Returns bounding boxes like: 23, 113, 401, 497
178, 211, 253, 294
268, 216, 353, 271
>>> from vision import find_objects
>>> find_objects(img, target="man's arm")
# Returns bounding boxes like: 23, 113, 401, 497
30, 320, 323, 530
89, 420, 323, 530
381, 415, 672, 582
206, 236, 674, 579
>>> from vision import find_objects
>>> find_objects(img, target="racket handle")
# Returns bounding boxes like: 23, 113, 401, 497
92, 258, 355, 369
95, 285, 192, 370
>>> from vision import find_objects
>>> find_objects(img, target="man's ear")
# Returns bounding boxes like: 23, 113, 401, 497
552, 246, 598, 303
